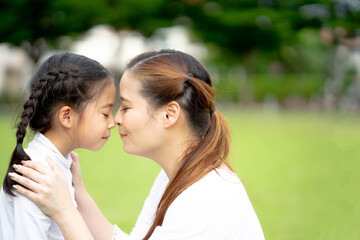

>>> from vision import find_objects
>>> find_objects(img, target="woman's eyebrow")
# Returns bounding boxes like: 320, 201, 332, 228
120, 96, 131, 103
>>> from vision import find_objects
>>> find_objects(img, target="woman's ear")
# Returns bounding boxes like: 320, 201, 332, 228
57, 106, 75, 129
162, 101, 181, 128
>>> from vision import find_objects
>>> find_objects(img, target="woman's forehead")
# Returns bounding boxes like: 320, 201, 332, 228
119, 72, 143, 102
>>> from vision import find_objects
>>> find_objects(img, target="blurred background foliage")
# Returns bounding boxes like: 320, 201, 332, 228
0, 0, 360, 109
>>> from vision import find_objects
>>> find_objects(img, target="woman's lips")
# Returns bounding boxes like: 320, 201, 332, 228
120, 134, 127, 139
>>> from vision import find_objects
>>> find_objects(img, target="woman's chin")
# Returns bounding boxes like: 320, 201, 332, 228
123, 147, 144, 158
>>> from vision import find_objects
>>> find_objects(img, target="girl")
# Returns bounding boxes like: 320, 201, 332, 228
10, 49, 265, 240
0, 52, 116, 240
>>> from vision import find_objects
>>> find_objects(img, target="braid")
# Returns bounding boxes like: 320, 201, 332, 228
2, 75, 50, 196
3, 99, 37, 195
14, 68, 66, 143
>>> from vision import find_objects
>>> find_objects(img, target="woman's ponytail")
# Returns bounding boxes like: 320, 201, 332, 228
130, 50, 232, 239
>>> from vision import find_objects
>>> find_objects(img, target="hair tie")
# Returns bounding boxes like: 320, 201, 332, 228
186, 74, 192, 83
16, 143, 22, 148
210, 108, 216, 116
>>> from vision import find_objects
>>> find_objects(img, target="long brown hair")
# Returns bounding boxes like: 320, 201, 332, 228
126, 50, 231, 239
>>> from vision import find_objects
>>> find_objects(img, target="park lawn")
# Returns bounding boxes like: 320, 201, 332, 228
0, 109, 359, 239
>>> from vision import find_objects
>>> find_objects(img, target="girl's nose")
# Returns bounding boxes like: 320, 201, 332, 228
108, 117, 115, 129
114, 108, 122, 126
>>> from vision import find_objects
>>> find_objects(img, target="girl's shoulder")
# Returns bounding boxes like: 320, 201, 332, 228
24, 139, 51, 167
23, 132, 60, 167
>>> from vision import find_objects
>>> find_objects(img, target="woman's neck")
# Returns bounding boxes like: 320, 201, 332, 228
152, 131, 199, 181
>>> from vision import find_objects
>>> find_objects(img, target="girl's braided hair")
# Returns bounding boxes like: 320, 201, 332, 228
3, 52, 113, 196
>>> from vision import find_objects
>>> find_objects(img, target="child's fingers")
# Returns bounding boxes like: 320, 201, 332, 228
45, 157, 61, 172
70, 152, 81, 172
70, 151, 79, 163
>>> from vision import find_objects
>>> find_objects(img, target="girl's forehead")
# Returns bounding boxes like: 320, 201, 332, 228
91, 84, 116, 107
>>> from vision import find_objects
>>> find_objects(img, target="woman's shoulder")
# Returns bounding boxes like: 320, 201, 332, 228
167, 169, 249, 213
189, 169, 245, 198
161, 169, 264, 239
151, 169, 169, 192
144, 169, 169, 204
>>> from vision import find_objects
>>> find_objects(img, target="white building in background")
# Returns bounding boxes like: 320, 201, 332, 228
148, 25, 208, 60
0, 44, 34, 100
0, 24, 209, 101
70, 24, 208, 72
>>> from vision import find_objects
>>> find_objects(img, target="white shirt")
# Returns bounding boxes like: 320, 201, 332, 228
113, 169, 265, 240
0, 132, 76, 240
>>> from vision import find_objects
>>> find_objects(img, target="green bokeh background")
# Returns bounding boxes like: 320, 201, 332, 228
1, 1, 359, 239
1, 109, 359, 239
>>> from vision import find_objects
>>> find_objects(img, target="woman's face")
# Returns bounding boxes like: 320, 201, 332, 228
114, 71, 165, 158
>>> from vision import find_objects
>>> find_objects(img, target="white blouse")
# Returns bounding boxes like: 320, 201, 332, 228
113, 169, 265, 240
0, 133, 76, 240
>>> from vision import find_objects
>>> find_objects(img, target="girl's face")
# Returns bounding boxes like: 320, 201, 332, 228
114, 71, 165, 158
75, 82, 116, 151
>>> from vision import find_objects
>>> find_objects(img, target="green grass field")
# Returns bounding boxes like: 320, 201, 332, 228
0, 109, 359, 239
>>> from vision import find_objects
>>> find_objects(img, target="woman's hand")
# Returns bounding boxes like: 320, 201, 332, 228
10, 157, 95, 240
9, 157, 76, 222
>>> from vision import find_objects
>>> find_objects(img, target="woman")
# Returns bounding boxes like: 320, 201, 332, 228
9, 49, 265, 240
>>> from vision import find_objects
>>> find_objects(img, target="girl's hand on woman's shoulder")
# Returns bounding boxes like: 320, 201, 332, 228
70, 151, 85, 191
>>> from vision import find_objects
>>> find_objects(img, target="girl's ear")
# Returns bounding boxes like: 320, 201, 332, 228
162, 101, 181, 128
58, 106, 75, 129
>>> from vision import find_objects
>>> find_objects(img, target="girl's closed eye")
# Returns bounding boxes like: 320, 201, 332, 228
103, 113, 109, 118
120, 107, 129, 112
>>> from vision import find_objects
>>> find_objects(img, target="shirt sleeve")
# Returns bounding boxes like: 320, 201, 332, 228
13, 192, 52, 239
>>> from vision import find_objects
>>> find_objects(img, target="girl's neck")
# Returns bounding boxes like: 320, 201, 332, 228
43, 129, 74, 158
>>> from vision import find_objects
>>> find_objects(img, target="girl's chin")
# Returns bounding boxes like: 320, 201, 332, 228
86, 143, 106, 152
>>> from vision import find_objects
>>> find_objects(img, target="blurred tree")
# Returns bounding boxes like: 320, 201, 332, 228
0, 0, 359, 106
0, 0, 174, 61
1, 0, 359, 61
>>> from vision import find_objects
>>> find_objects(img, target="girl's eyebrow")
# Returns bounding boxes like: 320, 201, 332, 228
101, 103, 114, 108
